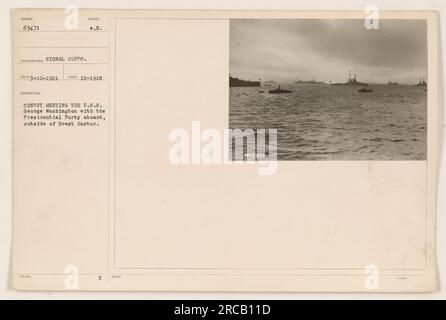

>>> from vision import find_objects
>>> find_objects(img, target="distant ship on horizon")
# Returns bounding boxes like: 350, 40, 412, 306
294, 74, 324, 84
415, 77, 427, 87
332, 71, 368, 86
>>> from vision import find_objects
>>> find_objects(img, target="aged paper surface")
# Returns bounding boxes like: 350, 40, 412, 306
12, 9, 439, 291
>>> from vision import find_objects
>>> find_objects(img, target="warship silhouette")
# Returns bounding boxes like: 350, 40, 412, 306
332, 71, 368, 86
414, 77, 427, 87
293, 74, 324, 84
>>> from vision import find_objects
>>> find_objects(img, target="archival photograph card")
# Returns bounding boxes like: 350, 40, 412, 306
12, 9, 439, 292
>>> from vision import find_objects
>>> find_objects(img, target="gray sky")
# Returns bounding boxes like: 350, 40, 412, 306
230, 19, 427, 84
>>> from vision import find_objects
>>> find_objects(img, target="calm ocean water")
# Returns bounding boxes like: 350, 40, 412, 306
229, 84, 427, 160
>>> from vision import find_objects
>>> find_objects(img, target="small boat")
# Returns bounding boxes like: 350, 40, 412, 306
358, 87, 373, 92
268, 86, 292, 94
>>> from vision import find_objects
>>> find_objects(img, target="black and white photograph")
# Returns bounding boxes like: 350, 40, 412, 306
229, 19, 427, 160
5, 5, 444, 298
